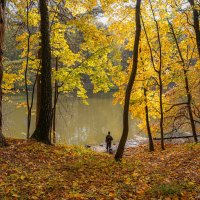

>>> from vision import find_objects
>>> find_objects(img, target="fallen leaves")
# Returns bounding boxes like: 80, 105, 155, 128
0, 139, 199, 199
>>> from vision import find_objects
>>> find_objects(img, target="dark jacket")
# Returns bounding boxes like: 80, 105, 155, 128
106, 135, 113, 143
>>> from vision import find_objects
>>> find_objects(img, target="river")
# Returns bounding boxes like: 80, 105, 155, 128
3, 92, 144, 146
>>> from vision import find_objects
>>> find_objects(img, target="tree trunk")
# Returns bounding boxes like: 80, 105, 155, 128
159, 73, 165, 150
144, 87, 154, 151
115, 0, 141, 161
36, 46, 42, 126
36, 74, 41, 126
149, 0, 165, 150
184, 69, 198, 142
0, 0, 7, 147
31, 0, 52, 144
168, 20, 198, 142
188, 0, 200, 58
25, 0, 31, 139
52, 57, 58, 144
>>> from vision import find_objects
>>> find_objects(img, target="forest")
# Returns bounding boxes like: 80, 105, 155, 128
0, 0, 200, 199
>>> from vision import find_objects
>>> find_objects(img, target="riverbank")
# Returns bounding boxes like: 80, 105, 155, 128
89, 135, 148, 152
88, 134, 197, 153
0, 139, 199, 199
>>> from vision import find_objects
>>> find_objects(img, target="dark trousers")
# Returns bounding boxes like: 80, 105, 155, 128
106, 142, 111, 152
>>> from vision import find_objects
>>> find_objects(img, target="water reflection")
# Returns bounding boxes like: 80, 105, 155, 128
3, 93, 140, 145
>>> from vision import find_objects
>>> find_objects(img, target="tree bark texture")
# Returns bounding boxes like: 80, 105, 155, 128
31, 0, 52, 144
0, 0, 8, 147
52, 57, 58, 144
144, 87, 154, 151
115, 0, 141, 161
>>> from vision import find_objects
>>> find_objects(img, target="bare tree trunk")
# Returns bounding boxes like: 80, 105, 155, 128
168, 20, 198, 142
0, 0, 7, 147
144, 87, 154, 151
158, 73, 164, 150
24, 0, 31, 139
36, 74, 41, 126
139, 49, 154, 151
184, 70, 198, 142
31, 0, 52, 144
52, 57, 58, 144
36, 46, 42, 126
149, 0, 165, 150
25, 1, 39, 139
188, 0, 200, 58
115, 0, 141, 161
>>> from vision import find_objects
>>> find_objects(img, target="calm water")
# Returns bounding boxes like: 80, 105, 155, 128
3, 93, 141, 145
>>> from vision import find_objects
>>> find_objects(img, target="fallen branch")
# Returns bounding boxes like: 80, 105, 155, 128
153, 135, 200, 140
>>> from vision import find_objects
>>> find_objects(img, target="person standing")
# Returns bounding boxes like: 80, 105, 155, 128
105, 131, 113, 153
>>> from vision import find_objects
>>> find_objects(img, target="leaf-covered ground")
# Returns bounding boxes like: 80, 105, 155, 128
0, 139, 199, 199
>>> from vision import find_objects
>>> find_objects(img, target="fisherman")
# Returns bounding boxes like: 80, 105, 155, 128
105, 131, 113, 153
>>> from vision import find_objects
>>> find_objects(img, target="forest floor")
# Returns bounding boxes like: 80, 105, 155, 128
0, 139, 199, 200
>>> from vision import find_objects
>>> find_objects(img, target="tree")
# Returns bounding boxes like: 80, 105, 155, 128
148, 0, 165, 150
143, 87, 154, 151
36, 46, 41, 127
0, 0, 8, 147
52, 57, 59, 144
31, 0, 52, 144
14, 0, 118, 124
188, 0, 200, 58
167, 19, 198, 142
107, 0, 199, 149
115, 0, 142, 161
